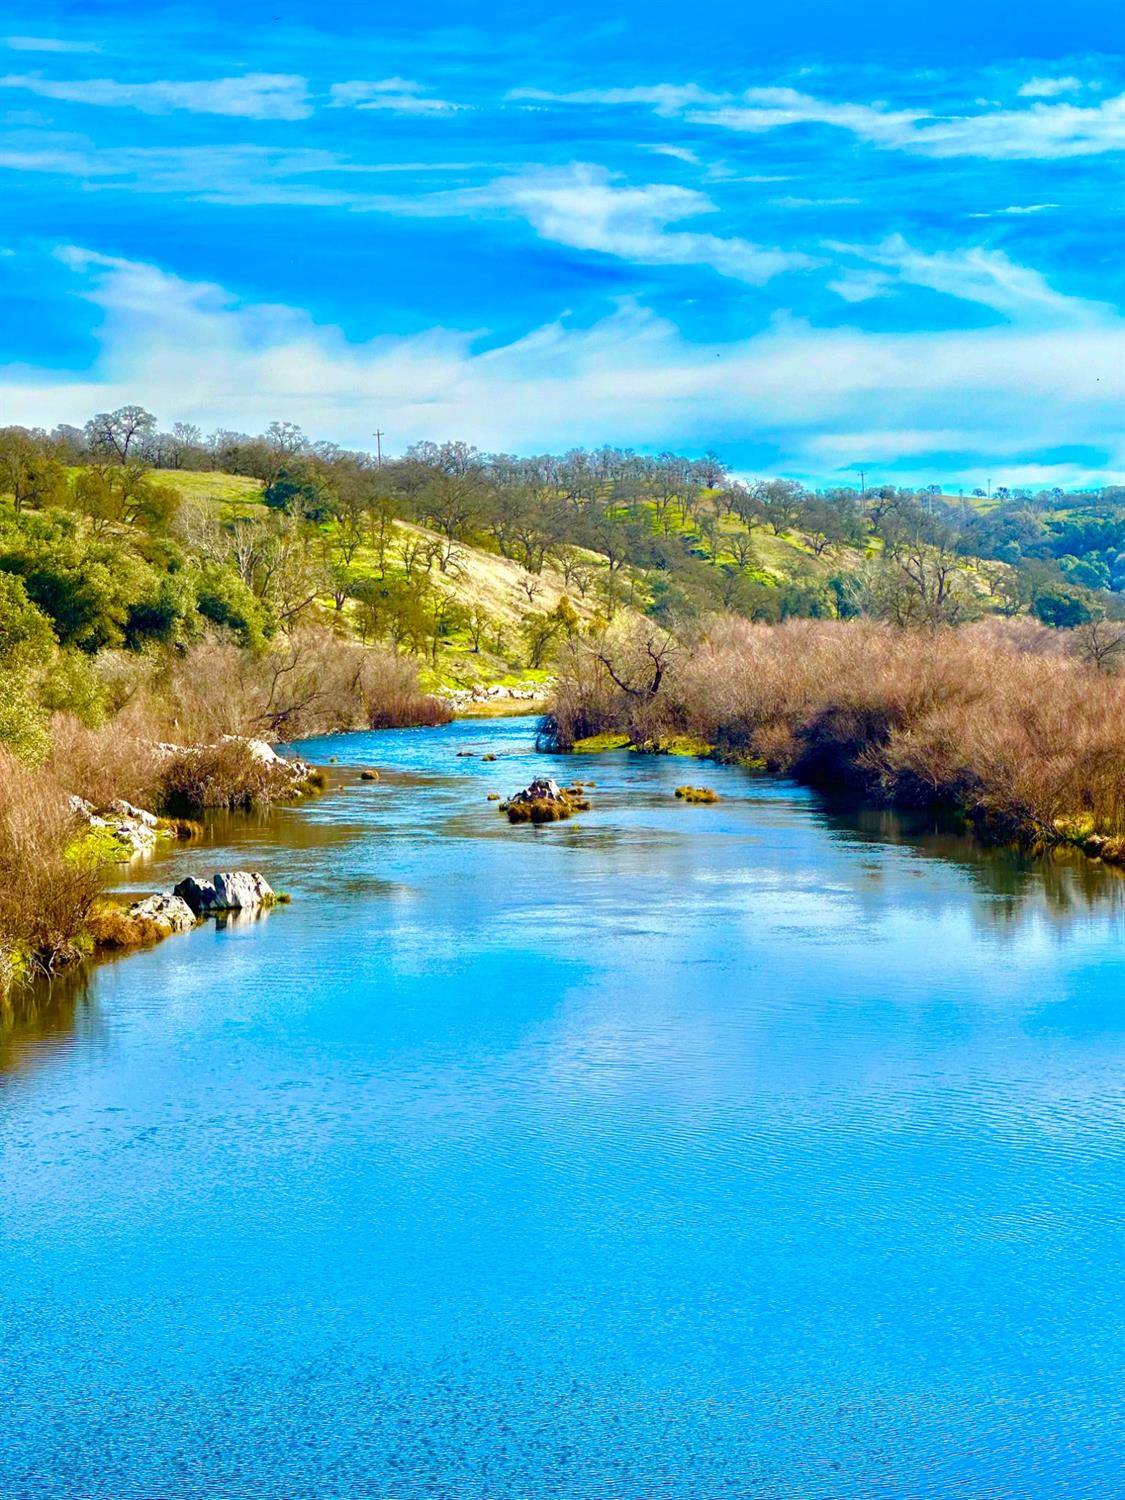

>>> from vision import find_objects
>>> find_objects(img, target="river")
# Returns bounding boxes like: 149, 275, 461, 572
3, 714, 1125, 1497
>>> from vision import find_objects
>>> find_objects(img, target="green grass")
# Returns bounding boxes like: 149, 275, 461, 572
154, 470, 266, 519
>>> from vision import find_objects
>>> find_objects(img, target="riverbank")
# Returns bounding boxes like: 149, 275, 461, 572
546, 617, 1125, 868
0, 734, 325, 1002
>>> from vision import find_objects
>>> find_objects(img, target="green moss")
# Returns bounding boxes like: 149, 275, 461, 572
573, 733, 632, 752
656, 734, 715, 758
66, 825, 128, 867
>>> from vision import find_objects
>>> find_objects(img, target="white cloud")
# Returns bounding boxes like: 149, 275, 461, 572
439, 163, 815, 284
645, 144, 702, 165
4, 35, 99, 54
691, 86, 927, 146
827, 235, 1104, 323
967, 203, 1059, 217
0, 136, 480, 206
909, 93, 1125, 158
827, 269, 893, 303
772, 195, 861, 208
329, 78, 462, 115
1018, 76, 1083, 98
507, 84, 728, 115
539, 79, 1125, 160
5, 245, 1121, 486
0, 71, 311, 120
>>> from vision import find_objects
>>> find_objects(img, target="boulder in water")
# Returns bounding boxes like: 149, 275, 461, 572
508, 777, 566, 805
127, 891, 198, 934
174, 871, 276, 915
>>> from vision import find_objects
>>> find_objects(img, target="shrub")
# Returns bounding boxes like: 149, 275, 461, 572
548, 618, 1125, 851
0, 750, 109, 993
158, 739, 298, 813
131, 628, 450, 742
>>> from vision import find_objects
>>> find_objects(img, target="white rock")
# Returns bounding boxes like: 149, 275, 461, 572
173, 871, 276, 915
128, 892, 197, 934
109, 799, 159, 828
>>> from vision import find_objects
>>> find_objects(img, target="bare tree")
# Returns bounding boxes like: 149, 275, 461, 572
84, 406, 157, 465
1074, 618, 1125, 673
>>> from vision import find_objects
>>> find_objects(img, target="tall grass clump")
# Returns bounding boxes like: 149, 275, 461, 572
0, 750, 109, 996
547, 619, 1125, 855
157, 739, 300, 813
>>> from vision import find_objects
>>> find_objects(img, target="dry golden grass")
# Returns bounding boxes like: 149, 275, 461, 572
45, 714, 163, 809
85, 903, 166, 950
548, 618, 1125, 851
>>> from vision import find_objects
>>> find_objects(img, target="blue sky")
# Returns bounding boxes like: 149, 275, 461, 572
0, 0, 1123, 486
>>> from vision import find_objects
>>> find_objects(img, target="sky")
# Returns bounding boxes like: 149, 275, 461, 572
0, 0, 1123, 486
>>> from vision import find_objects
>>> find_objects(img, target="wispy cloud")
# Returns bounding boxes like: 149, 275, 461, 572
0, 136, 483, 207
1018, 75, 1083, 98
528, 78, 1125, 160
4, 35, 100, 54
827, 234, 1102, 323
690, 87, 927, 146
644, 144, 703, 165
329, 78, 463, 115
508, 84, 728, 114
442, 163, 815, 284
689, 84, 1125, 159
967, 203, 1059, 217
0, 71, 311, 120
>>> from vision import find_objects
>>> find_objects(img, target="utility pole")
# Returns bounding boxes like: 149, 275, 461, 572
858, 468, 866, 496
373, 429, 384, 467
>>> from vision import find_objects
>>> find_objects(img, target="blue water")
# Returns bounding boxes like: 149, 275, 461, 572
3, 715, 1125, 1497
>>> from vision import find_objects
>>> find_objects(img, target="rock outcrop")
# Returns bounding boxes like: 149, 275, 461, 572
439, 680, 549, 710
69, 794, 161, 859
127, 892, 198, 934
173, 871, 276, 915
508, 777, 567, 806
219, 736, 314, 782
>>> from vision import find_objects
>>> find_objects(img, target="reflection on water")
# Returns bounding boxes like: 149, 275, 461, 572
0, 968, 100, 1081
3, 715, 1125, 1498
819, 797, 1125, 927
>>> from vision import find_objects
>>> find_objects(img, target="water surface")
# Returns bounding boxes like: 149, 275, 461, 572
3, 715, 1125, 1497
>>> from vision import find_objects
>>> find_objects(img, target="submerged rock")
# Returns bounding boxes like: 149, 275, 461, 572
502, 777, 590, 823
127, 891, 198, 934
174, 871, 276, 915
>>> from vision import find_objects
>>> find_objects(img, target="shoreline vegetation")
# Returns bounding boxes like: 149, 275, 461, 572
544, 617, 1125, 866
8, 406, 1125, 1002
